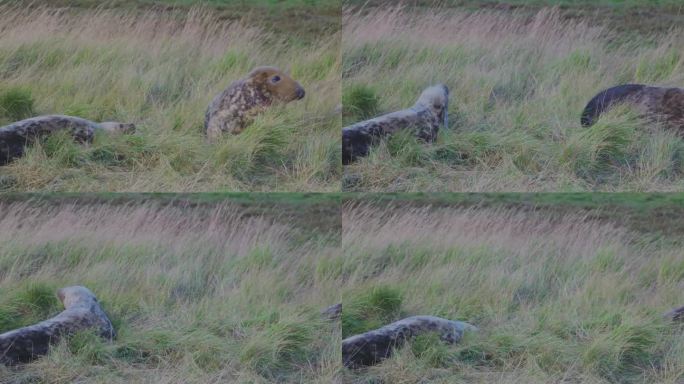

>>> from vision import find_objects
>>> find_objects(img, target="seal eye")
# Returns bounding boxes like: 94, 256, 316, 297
271, 75, 281, 83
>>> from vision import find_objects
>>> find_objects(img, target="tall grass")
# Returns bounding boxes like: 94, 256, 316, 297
0, 5, 340, 192
0, 200, 341, 383
342, 6, 684, 192
341, 202, 684, 383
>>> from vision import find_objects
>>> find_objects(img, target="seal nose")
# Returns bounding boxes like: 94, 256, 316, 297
296, 87, 305, 100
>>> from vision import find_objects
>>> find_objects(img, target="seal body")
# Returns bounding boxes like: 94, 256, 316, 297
664, 305, 684, 322
342, 84, 449, 164
204, 66, 305, 141
581, 84, 684, 132
0, 115, 135, 165
342, 315, 475, 368
0, 286, 115, 365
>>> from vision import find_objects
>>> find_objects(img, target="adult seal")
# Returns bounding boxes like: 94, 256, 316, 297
0, 286, 115, 365
0, 115, 135, 165
581, 84, 684, 132
342, 84, 449, 164
204, 66, 306, 141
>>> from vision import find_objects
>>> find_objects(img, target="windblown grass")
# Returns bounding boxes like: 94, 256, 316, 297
342, 6, 684, 192
0, 197, 341, 383
0, 5, 340, 192
341, 201, 684, 383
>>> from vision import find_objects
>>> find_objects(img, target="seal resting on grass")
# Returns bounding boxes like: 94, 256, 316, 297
0, 286, 115, 365
204, 66, 306, 141
342, 84, 449, 164
0, 115, 135, 165
342, 315, 476, 368
581, 84, 684, 132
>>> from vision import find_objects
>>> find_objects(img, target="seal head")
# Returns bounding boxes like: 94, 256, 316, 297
415, 83, 449, 129
248, 66, 305, 103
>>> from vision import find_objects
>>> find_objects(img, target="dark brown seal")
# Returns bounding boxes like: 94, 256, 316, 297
581, 84, 684, 132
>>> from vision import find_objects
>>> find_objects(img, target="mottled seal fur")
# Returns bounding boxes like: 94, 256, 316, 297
322, 303, 342, 321
0, 115, 135, 165
664, 305, 684, 322
342, 84, 449, 165
0, 286, 115, 365
342, 315, 476, 368
204, 66, 305, 141
581, 84, 684, 132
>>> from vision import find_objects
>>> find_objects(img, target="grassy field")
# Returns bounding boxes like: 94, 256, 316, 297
341, 199, 684, 383
342, 5, 684, 192
0, 3, 340, 192
345, 0, 684, 35
2, 0, 341, 39
346, 192, 684, 239
0, 195, 341, 383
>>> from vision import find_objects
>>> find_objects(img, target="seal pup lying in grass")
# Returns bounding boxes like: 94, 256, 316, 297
342, 84, 449, 165
0, 115, 135, 165
0, 286, 115, 365
204, 66, 306, 141
342, 315, 476, 368
581, 84, 684, 131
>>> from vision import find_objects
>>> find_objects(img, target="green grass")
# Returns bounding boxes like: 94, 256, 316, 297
0, 195, 341, 382
0, 5, 340, 192
342, 6, 684, 192
0, 86, 35, 121
341, 200, 684, 383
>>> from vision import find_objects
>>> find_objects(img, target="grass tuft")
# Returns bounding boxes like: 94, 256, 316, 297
342, 285, 403, 338
342, 83, 379, 122
0, 86, 34, 121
